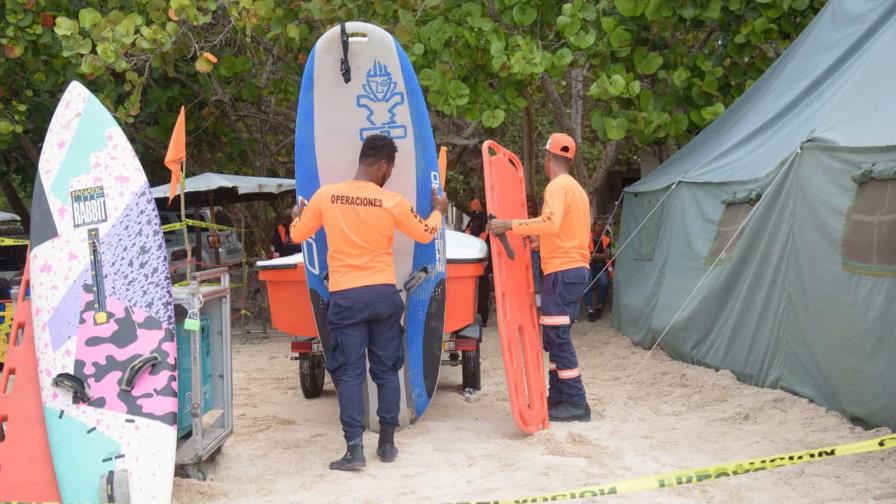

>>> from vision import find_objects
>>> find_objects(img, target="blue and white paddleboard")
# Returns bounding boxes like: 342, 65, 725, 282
295, 22, 447, 429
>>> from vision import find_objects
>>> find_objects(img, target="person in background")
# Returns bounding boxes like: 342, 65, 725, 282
290, 134, 448, 470
464, 198, 492, 327
585, 218, 612, 321
488, 132, 592, 422
271, 209, 303, 257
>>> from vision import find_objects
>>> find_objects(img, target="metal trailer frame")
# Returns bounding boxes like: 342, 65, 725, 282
173, 267, 233, 480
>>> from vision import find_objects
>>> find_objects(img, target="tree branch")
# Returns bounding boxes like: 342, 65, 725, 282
587, 140, 621, 193
539, 74, 576, 134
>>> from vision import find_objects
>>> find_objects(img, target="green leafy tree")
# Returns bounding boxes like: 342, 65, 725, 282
1, 0, 825, 226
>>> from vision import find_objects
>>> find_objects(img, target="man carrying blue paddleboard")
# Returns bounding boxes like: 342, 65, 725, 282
489, 133, 592, 423
290, 134, 448, 470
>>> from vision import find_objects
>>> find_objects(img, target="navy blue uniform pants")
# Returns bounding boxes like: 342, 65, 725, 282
541, 267, 589, 405
326, 284, 405, 442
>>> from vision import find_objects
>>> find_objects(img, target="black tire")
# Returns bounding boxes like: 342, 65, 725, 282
461, 346, 481, 391
299, 353, 325, 399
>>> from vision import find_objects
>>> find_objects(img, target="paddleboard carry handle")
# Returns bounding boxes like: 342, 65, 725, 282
120, 354, 161, 392
488, 213, 516, 260
404, 266, 430, 293
52, 372, 91, 403
88, 228, 110, 324
339, 22, 351, 83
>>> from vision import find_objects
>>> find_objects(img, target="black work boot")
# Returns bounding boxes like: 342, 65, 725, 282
587, 309, 596, 322
376, 424, 399, 463
329, 439, 366, 471
549, 402, 592, 422
595, 306, 603, 320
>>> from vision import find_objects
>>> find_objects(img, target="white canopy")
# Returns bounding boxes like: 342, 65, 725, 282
151, 172, 295, 204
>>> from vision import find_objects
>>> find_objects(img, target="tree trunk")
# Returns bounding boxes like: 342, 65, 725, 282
541, 73, 591, 182
569, 67, 585, 146
569, 67, 587, 182
521, 98, 535, 198
586, 140, 621, 195
1, 156, 32, 231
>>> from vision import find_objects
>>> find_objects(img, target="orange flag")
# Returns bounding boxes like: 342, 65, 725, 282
438, 145, 447, 190
164, 106, 186, 205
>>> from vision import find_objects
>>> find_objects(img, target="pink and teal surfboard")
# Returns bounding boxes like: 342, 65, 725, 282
29, 81, 177, 504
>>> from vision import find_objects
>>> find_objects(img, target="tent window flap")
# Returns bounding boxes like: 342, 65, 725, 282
705, 202, 755, 266
632, 199, 663, 262
843, 176, 896, 275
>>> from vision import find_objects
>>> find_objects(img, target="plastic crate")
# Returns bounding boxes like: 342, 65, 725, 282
176, 316, 212, 438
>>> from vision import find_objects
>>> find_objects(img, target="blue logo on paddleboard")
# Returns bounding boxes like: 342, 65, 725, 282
356, 61, 408, 141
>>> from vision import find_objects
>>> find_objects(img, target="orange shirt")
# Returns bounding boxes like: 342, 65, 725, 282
512, 174, 590, 274
289, 180, 442, 292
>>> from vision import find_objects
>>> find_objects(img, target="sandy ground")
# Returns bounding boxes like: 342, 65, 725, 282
173, 320, 896, 504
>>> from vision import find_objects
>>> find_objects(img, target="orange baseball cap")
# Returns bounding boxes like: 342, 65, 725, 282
545, 133, 576, 159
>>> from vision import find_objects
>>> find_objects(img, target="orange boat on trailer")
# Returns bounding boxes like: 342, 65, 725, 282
258, 230, 488, 398
482, 140, 549, 434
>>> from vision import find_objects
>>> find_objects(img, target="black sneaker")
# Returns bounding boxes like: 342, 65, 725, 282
595, 306, 603, 320
329, 439, 366, 471
587, 309, 596, 322
549, 402, 592, 422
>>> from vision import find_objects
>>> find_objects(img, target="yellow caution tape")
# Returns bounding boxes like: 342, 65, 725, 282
448, 434, 896, 503
0, 237, 28, 246
161, 218, 237, 233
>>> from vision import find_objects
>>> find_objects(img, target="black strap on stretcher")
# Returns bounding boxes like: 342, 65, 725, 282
488, 213, 516, 260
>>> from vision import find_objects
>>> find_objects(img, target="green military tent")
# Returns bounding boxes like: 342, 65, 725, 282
614, 0, 896, 429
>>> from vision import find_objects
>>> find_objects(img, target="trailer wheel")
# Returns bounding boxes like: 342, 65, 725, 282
299, 353, 325, 399
461, 346, 481, 391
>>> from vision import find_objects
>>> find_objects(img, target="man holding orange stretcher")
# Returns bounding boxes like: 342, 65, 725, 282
489, 133, 592, 422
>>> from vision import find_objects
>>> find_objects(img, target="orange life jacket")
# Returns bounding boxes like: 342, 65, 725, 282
590, 233, 614, 275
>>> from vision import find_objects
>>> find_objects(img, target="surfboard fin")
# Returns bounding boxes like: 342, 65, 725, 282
100, 469, 130, 504
120, 354, 161, 392
51, 372, 91, 403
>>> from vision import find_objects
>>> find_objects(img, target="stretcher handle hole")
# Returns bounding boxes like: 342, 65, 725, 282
1, 369, 13, 395
12, 321, 23, 347
348, 32, 369, 41
0, 415, 7, 442
507, 156, 522, 175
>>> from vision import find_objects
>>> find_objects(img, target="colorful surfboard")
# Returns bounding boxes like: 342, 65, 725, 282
482, 140, 549, 434
0, 262, 61, 504
29, 81, 177, 504
295, 22, 447, 429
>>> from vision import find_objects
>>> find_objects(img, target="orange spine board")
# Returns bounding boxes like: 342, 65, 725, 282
481, 140, 549, 434
0, 258, 62, 502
